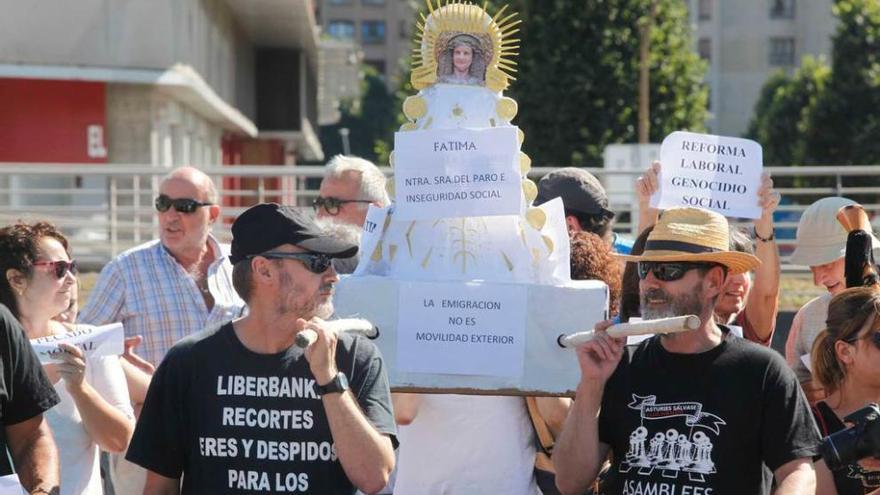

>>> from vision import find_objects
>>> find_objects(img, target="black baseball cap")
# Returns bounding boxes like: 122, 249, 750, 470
229, 203, 358, 264
534, 167, 614, 218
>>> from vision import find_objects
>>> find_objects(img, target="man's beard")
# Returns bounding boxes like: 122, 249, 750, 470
277, 271, 335, 320
640, 287, 705, 321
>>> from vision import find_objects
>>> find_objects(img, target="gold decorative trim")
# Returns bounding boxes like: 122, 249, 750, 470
522, 179, 537, 203
542, 234, 555, 253
400, 122, 419, 132
519, 152, 531, 175
526, 207, 547, 230
517, 128, 524, 145
403, 95, 428, 120
371, 242, 384, 262
411, 0, 520, 92
496, 97, 518, 120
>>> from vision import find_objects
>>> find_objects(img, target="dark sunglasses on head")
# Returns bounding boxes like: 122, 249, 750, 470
637, 261, 717, 282
312, 196, 372, 216
155, 194, 213, 214
845, 331, 880, 350
32, 259, 78, 279
254, 252, 333, 274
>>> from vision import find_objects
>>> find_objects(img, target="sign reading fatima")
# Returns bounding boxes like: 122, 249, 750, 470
30, 322, 124, 365
393, 127, 522, 220
651, 131, 763, 219
396, 281, 527, 378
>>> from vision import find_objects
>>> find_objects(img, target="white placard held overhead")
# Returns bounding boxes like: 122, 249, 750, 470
0, 474, 22, 495
651, 131, 763, 219
396, 281, 527, 378
30, 323, 125, 365
393, 127, 521, 220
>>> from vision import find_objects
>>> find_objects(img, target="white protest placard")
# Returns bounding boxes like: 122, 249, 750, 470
393, 127, 521, 220
396, 281, 527, 378
353, 204, 390, 276
30, 322, 124, 365
651, 131, 763, 219
0, 474, 23, 495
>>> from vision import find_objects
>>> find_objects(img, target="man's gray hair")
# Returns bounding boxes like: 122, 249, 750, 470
324, 155, 390, 207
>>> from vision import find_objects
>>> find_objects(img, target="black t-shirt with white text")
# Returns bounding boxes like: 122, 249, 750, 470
126, 322, 397, 494
598, 329, 820, 495
0, 304, 60, 475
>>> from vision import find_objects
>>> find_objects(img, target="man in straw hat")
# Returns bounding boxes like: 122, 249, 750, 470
553, 207, 820, 495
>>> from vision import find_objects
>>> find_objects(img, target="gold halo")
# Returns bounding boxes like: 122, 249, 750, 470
526, 208, 546, 230
496, 97, 518, 120
403, 96, 428, 120
522, 179, 537, 202
411, 1, 520, 92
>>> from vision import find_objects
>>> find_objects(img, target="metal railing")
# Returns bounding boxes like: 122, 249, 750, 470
0, 163, 878, 270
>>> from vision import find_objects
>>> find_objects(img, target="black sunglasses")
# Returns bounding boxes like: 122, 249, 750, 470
845, 331, 880, 350
312, 196, 372, 216
155, 194, 213, 214
33, 259, 78, 279
637, 261, 718, 282
255, 252, 333, 274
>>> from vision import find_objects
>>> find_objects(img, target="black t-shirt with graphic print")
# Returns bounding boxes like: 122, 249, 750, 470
813, 401, 880, 494
598, 328, 820, 495
0, 304, 60, 475
126, 322, 397, 494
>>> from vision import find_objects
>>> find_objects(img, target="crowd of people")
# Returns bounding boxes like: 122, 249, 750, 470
0, 156, 877, 495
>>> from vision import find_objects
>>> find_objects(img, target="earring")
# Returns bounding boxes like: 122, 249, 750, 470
15, 287, 23, 296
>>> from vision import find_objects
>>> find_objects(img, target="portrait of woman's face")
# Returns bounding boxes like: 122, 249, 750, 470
453, 45, 473, 75
437, 34, 486, 86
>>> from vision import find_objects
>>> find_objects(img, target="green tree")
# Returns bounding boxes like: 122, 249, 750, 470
745, 56, 831, 167
804, 0, 880, 165
318, 67, 397, 163
481, 0, 708, 166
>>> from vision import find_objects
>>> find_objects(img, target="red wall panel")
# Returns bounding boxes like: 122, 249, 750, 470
0, 78, 107, 163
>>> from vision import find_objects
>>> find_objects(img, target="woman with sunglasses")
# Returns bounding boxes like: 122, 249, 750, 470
0, 222, 134, 494
811, 285, 880, 494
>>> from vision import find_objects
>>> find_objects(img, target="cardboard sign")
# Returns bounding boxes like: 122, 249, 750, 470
393, 127, 522, 220
30, 323, 124, 365
652, 131, 763, 219
396, 281, 527, 378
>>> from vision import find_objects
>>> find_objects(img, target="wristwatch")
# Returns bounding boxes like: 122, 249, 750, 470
316, 372, 349, 396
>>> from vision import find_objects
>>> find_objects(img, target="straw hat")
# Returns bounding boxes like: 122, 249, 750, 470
620, 207, 760, 274
789, 197, 880, 267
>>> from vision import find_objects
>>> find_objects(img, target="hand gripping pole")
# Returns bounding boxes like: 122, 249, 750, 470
295, 318, 379, 349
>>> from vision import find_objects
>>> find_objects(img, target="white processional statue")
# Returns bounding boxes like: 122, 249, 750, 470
333, 0, 608, 395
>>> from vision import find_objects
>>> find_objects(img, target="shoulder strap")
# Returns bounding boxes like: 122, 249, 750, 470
811, 402, 830, 437
525, 396, 555, 455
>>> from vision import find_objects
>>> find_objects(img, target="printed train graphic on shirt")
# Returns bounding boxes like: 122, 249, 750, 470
620, 395, 727, 483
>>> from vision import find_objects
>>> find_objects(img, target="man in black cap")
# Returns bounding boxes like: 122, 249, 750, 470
127, 203, 397, 495
535, 167, 633, 254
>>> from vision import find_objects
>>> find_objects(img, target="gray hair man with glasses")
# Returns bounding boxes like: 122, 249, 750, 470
79, 166, 245, 367
127, 203, 397, 494
315, 155, 390, 227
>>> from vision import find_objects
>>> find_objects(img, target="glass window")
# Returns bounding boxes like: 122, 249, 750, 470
361, 20, 386, 44
399, 19, 409, 39
768, 37, 795, 66
698, 38, 711, 62
698, 0, 712, 21
770, 0, 795, 19
362, 0, 385, 5
327, 0, 353, 4
327, 20, 355, 39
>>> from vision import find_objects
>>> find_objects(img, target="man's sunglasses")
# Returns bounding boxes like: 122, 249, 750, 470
33, 259, 78, 279
312, 196, 372, 216
155, 194, 213, 214
255, 252, 333, 274
637, 261, 718, 282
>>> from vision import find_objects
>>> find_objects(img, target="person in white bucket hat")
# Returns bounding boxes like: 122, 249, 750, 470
785, 197, 880, 403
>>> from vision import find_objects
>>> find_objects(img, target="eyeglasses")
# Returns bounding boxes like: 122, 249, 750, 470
32, 259, 78, 279
155, 194, 213, 214
637, 262, 717, 282
254, 252, 333, 274
312, 196, 372, 216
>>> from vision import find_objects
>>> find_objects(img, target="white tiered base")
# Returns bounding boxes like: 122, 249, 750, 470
334, 276, 608, 396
